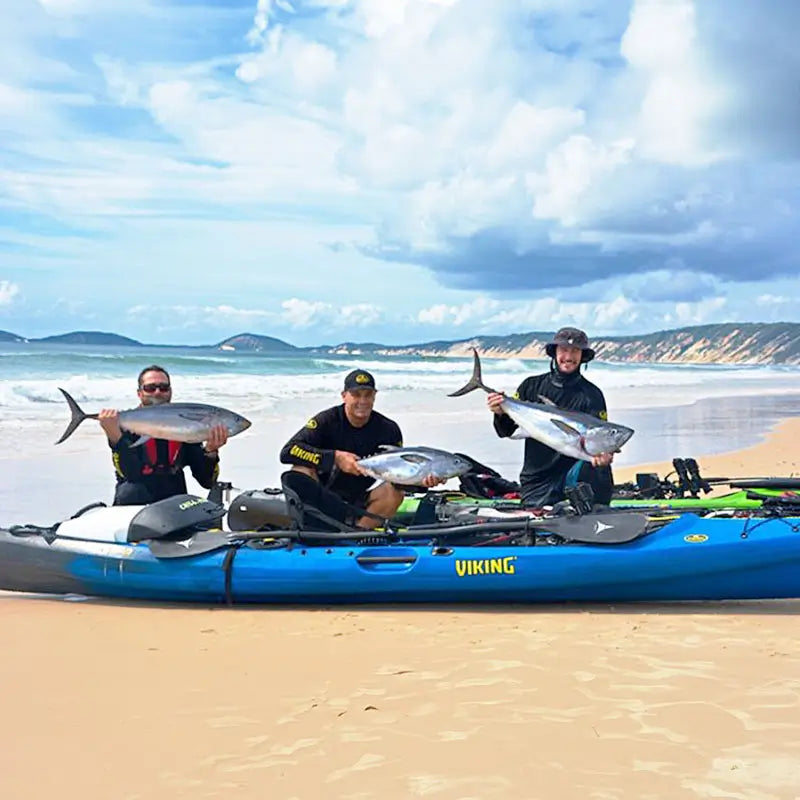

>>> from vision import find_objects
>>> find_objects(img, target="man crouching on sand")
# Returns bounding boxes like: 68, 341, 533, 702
280, 369, 439, 530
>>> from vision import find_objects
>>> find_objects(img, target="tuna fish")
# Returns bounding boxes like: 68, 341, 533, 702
357, 446, 472, 485
448, 350, 634, 462
55, 388, 251, 445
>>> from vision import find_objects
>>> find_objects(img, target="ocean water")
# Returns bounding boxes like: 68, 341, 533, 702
0, 342, 799, 524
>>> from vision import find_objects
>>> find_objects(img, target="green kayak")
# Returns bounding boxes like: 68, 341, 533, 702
397, 486, 792, 520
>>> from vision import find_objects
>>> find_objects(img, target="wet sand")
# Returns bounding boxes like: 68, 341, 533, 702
614, 417, 800, 490
2, 421, 800, 799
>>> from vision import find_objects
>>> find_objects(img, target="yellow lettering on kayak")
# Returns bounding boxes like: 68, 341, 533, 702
455, 556, 517, 577
179, 497, 205, 511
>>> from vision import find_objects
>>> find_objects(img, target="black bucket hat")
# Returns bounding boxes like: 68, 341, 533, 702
545, 327, 595, 363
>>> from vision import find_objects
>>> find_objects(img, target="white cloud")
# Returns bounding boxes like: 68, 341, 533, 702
527, 135, 635, 226
621, 0, 729, 166
281, 298, 330, 328
237, 28, 338, 95
0, 281, 21, 306
281, 298, 383, 329
416, 297, 502, 327
755, 294, 791, 307
487, 103, 585, 172
415, 293, 733, 336
666, 296, 728, 326
339, 303, 382, 327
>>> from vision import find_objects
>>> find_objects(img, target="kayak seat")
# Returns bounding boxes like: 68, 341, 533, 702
280, 471, 358, 532
280, 471, 386, 532
127, 494, 225, 542
226, 489, 292, 532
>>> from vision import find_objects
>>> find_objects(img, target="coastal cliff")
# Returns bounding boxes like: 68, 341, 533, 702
318, 323, 800, 366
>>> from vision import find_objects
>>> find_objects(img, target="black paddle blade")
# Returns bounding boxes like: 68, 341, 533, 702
536, 511, 649, 544
148, 531, 234, 559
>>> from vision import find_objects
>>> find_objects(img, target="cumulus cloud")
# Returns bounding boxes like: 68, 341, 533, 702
665, 296, 728, 327
0, 280, 21, 306
280, 298, 383, 329
412, 290, 752, 336
417, 296, 501, 327
755, 294, 791, 307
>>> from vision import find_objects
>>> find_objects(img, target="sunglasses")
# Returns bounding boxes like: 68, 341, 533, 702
140, 382, 171, 393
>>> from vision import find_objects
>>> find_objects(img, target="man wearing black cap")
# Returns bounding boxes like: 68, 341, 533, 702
279, 369, 406, 528
487, 327, 615, 508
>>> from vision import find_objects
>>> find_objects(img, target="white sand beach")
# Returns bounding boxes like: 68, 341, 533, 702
2, 421, 800, 799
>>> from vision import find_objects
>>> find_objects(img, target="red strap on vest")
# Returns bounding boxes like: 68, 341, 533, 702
141, 439, 182, 475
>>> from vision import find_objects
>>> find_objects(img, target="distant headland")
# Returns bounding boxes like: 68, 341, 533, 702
1, 322, 799, 366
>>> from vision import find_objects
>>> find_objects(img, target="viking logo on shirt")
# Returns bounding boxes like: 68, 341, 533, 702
290, 445, 320, 465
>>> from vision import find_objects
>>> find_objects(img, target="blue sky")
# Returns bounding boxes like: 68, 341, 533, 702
0, 0, 798, 346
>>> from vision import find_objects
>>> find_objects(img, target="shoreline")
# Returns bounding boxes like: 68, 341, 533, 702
614, 415, 800, 488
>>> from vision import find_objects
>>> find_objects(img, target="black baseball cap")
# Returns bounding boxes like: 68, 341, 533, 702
343, 369, 377, 391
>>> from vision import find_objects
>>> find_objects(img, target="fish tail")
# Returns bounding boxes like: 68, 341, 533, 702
55, 388, 96, 444
447, 348, 493, 397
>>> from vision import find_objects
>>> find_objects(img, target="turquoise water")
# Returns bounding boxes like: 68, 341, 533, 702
2, 341, 798, 414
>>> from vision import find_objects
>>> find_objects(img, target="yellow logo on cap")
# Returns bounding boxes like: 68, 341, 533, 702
684, 534, 708, 543
355, 373, 370, 384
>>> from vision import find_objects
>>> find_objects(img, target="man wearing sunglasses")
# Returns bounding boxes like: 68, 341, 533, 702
98, 365, 228, 505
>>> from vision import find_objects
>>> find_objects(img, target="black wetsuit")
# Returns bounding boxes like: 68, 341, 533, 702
280, 405, 403, 505
110, 433, 220, 506
493, 368, 614, 507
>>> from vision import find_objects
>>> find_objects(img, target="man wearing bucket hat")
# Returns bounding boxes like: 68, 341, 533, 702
280, 369, 407, 529
486, 327, 615, 508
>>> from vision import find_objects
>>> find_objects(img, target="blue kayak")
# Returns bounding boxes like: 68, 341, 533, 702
2, 495, 800, 604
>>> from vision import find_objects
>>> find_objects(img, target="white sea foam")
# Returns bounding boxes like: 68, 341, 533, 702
1, 359, 798, 416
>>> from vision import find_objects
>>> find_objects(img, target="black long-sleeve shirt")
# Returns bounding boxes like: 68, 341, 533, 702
493, 370, 610, 505
280, 404, 402, 503
110, 433, 219, 505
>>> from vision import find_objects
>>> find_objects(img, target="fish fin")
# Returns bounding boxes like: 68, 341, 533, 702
400, 453, 429, 464
177, 410, 209, 422
366, 478, 385, 491
538, 395, 558, 407
448, 349, 497, 397
509, 427, 529, 440
376, 445, 400, 452
551, 419, 581, 438
128, 435, 153, 448
55, 388, 97, 444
